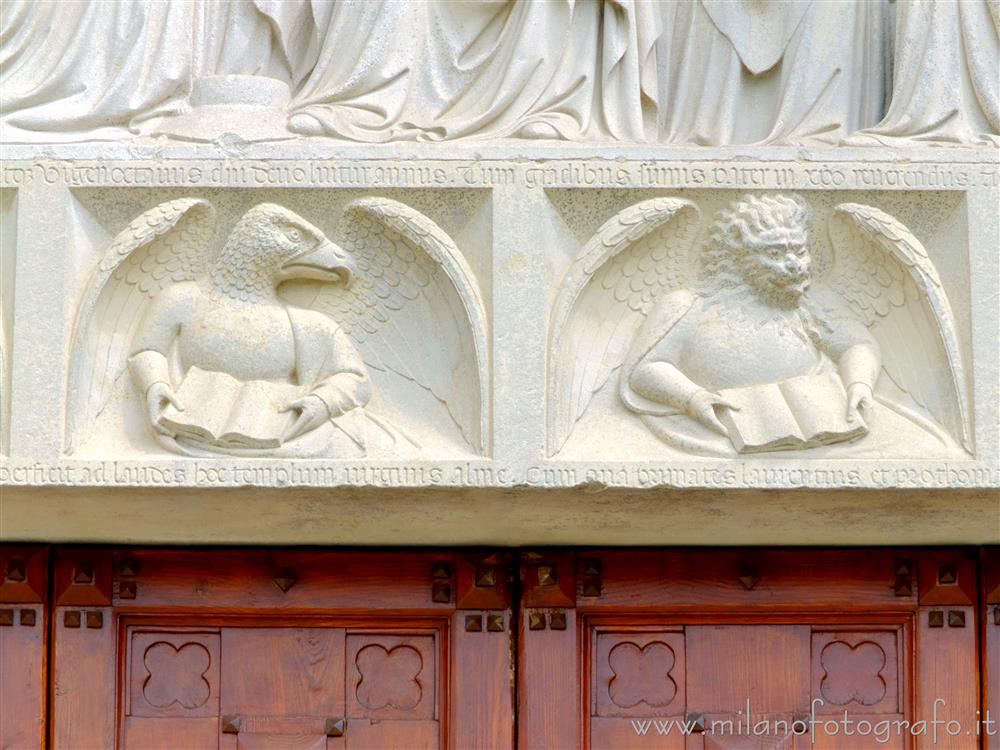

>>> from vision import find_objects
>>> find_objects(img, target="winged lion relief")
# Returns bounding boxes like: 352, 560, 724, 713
66, 197, 489, 458
549, 193, 971, 459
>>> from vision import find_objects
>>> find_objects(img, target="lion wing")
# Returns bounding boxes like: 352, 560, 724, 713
547, 198, 701, 454
824, 202, 971, 451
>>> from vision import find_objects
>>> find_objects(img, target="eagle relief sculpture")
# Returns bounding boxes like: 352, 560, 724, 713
549, 194, 971, 458
66, 197, 488, 458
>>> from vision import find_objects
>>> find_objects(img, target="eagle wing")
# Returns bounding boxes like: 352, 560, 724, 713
547, 198, 701, 454
824, 202, 971, 451
281, 198, 489, 453
65, 198, 216, 452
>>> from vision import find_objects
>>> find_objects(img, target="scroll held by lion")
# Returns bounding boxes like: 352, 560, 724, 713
549, 194, 971, 459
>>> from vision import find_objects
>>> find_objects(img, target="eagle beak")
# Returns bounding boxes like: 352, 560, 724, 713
281, 239, 355, 285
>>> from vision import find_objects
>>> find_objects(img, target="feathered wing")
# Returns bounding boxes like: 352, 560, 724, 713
65, 198, 216, 452
284, 198, 489, 454
547, 198, 701, 454
825, 202, 971, 451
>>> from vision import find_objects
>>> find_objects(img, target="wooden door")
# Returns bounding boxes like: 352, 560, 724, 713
519, 549, 982, 750
47, 548, 514, 750
0, 545, 48, 750
985, 547, 1000, 750
5, 545, 995, 749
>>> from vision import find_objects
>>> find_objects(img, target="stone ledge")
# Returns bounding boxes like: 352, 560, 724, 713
1, 485, 996, 547
1, 155, 996, 543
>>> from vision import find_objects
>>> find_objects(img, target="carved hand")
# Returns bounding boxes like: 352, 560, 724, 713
846, 382, 874, 424
280, 395, 330, 443
687, 390, 739, 436
145, 382, 183, 436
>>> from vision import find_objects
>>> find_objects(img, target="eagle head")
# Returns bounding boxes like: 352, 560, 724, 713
210, 203, 355, 301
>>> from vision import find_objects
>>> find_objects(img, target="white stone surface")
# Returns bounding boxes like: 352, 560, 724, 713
1, 152, 996, 491
0, 2, 998, 544
2, 0, 996, 145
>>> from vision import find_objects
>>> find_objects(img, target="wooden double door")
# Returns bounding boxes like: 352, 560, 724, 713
1, 546, 998, 749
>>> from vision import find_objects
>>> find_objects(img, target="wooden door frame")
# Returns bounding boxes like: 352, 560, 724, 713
44, 547, 515, 750
2, 545, 994, 750
518, 548, 983, 750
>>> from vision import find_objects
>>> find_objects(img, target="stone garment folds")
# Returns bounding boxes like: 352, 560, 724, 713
1, 0, 997, 145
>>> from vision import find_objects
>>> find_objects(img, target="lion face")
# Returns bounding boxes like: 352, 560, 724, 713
740, 226, 811, 308
700, 193, 812, 309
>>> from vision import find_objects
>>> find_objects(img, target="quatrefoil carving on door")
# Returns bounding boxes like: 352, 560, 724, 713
819, 640, 887, 706
608, 641, 678, 708
355, 644, 423, 711
142, 641, 212, 709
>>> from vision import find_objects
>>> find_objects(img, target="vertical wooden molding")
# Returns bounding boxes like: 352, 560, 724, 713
915, 604, 978, 750
451, 609, 514, 749
518, 551, 579, 749
0, 545, 48, 750
52, 604, 115, 749
983, 547, 1000, 750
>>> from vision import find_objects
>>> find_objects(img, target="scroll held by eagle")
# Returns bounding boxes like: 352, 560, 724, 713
66, 197, 489, 458
549, 193, 971, 459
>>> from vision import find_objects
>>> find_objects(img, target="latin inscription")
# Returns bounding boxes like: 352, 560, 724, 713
1, 460, 996, 489
2, 160, 997, 190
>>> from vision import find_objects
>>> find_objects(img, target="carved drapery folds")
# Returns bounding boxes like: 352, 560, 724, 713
1, 0, 996, 145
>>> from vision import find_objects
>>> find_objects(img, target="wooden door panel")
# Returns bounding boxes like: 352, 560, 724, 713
588, 550, 912, 611
519, 607, 580, 749
554, 549, 986, 750
985, 547, 1000, 750
346, 633, 437, 721
52, 604, 116, 749
810, 631, 902, 715
590, 629, 687, 749
345, 719, 439, 749
222, 628, 345, 719
42, 546, 993, 750
47, 549, 512, 750
0, 545, 48, 750
587, 622, 908, 750
109, 550, 455, 612
127, 628, 221, 719
119, 624, 443, 749
449, 610, 513, 750
590, 716, 686, 749
687, 626, 811, 713
233, 734, 326, 750
913, 608, 978, 750
122, 716, 220, 750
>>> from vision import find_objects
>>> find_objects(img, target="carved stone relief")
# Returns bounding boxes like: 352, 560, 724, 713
1, 0, 996, 145
64, 190, 490, 459
0, 189, 14, 455
549, 191, 973, 460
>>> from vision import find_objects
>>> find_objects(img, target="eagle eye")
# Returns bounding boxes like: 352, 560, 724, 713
285, 227, 302, 243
